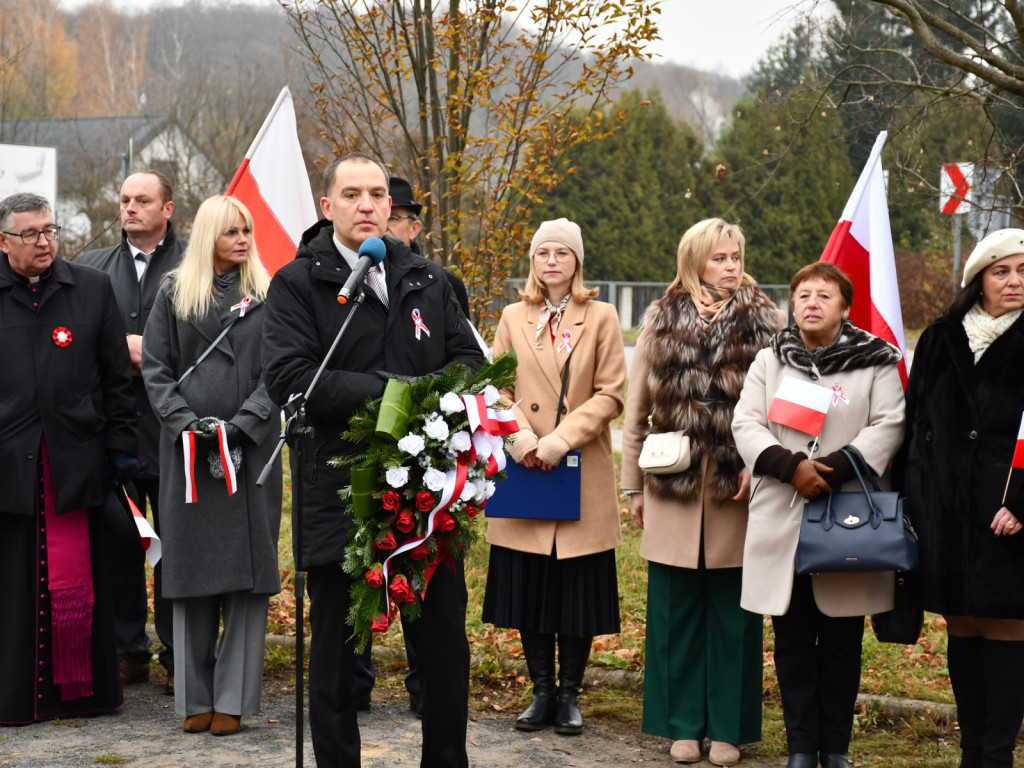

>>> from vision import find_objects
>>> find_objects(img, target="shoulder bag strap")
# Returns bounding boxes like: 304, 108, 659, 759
176, 316, 240, 385
839, 445, 885, 527
555, 350, 573, 428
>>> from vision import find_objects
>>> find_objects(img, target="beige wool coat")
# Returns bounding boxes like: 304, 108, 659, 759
731, 347, 905, 617
486, 298, 626, 559
621, 334, 752, 569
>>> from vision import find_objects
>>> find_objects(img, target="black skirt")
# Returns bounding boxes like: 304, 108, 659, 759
481, 544, 620, 636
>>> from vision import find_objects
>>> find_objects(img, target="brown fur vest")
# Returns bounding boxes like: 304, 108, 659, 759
643, 283, 780, 503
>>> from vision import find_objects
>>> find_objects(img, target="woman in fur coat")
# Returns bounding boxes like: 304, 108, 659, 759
142, 196, 281, 737
897, 229, 1024, 768
482, 218, 626, 737
621, 218, 783, 767
732, 262, 905, 768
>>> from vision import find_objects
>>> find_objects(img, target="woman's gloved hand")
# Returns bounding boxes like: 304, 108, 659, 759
791, 459, 833, 499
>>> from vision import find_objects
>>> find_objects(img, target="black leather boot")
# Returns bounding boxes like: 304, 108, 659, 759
980, 639, 1024, 768
948, 635, 985, 768
554, 635, 591, 735
515, 631, 556, 731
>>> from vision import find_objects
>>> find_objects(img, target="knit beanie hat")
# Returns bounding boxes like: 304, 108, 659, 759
530, 218, 584, 264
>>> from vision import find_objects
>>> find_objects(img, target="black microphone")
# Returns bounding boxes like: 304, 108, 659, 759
337, 237, 387, 305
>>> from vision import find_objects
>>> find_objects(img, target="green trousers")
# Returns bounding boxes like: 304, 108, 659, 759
642, 561, 763, 744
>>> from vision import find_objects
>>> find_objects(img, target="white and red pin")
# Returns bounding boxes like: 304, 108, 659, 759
831, 383, 850, 407
411, 308, 431, 340
557, 329, 572, 353
53, 327, 72, 347
231, 296, 253, 317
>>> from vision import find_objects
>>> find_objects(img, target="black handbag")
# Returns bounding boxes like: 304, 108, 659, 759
795, 445, 918, 575
871, 570, 924, 644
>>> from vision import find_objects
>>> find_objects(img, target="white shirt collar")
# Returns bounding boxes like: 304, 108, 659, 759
332, 233, 385, 277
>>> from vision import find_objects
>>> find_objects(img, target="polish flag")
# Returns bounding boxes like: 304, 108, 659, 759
1013, 413, 1024, 469
123, 487, 162, 567
820, 131, 908, 388
768, 376, 833, 436
225, 86, 317, 275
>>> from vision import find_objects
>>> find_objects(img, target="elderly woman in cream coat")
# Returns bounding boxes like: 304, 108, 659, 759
732, 262, 904, 768
482, 218, 626, 737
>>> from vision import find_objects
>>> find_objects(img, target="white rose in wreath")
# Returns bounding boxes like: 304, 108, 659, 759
386, 466, 410, 488
448, 430, 472, 453
423, 415, 450, 441
439, 392, 465, 415
397, 433, 426, 456
423, 467, 447, 492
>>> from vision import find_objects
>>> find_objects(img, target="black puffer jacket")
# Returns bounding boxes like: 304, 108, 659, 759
262, 221, 484, 568
898, 311, 1024, 618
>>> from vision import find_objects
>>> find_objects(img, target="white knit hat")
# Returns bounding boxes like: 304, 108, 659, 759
530, 218, 584, 265
962, 228, 1024, 287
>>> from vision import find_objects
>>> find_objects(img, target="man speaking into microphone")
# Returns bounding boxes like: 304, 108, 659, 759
262, 152, 483, 768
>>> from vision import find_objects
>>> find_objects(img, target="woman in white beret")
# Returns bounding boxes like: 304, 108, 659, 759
896, 228, 1024, 768
482, 218, 626, 737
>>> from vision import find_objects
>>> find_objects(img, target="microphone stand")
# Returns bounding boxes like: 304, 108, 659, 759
257, 289, 368, 768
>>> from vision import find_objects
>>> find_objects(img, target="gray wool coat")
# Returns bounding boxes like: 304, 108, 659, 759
142, 275, 282, 600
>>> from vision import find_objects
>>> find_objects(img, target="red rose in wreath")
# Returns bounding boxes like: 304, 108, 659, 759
382, 490, 402, 511
396, 509, 415, 534
434, 510, 456, 533
365, 563, 384, 588
465, 505, 479, 520
375, 531, 397, 551
409, 542, 430, 561
389, 574, 417, 604
371, 613, 390, 633
415, 491, 435, 512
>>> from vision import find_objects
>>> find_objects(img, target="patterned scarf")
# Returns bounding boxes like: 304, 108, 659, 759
535, 294, 571, 342
962, 302, 1023, 362
770, 319, 902, 380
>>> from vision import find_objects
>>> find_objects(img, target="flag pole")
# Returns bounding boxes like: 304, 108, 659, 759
1002, 467, 1014, 506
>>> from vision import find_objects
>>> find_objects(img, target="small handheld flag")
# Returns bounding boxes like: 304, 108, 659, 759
1002, 412, 1024, 505
768, 377, 833, 436
123, 487, 162, 567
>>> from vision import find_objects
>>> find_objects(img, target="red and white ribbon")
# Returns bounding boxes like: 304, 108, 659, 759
460, 393, 519, 437
411, 308, 431, 340
182, 431, 198, 503
231, 296, 253, 317
215, 422, 239, 496
831, 383, 850, 407
557, 329, 573, 353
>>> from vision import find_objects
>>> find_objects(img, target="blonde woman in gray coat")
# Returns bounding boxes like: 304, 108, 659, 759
732, 262, 904, 768
142, 196, 281, 737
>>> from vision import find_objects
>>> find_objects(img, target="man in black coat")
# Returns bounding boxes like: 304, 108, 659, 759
262, 153, 484, 768
0, 192, 138, 723
79, 170, 186, 694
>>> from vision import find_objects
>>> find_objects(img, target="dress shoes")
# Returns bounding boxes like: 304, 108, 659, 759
820, 755, 850, 768
709, 741, 741, 766
164, 670, 174, 696
210, 712, 242, 736
669, 739, 702, 763
118, 656, 150, 685
787, 754, 819, 768
182, 712, 213, 733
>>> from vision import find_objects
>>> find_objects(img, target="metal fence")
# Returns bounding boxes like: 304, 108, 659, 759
503, 279, 790, 331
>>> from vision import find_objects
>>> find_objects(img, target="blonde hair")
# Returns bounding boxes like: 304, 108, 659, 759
668, 217, 754, 302
520, 247, 598, 305
170, 196, 269, 321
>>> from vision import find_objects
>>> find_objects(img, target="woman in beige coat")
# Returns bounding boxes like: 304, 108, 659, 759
621, 218, 782, 767
732, 262, 905, 768
482, 218, 626, 736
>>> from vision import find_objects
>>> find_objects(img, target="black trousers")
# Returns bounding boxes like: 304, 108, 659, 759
353, 614, 421, 698
772, 574, 864, 755
308, 560, 469, 768
110, 478, 173, 670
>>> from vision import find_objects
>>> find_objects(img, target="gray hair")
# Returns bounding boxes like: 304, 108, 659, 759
0, 193, 52, 231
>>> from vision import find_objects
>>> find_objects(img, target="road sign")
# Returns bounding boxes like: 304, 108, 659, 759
940, 162, 973, 214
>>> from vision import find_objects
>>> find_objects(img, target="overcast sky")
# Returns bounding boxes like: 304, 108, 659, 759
58, 0, 813, 79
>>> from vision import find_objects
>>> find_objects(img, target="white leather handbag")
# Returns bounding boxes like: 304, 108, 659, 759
638, 431, 691, 474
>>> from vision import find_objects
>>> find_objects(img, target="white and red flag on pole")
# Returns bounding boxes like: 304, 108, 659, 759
225, 86, 317, 276
1013, 413, 1024, 469
768, 376, 833, 436
820, 130, 908, 387
123, 487, 161, 567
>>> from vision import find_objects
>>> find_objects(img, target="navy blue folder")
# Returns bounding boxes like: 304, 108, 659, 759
485, 450, 582, 520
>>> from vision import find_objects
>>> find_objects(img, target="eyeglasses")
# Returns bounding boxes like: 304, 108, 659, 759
2, 226, 62, 244
534, 248, 574, 262
388, 214, 418, 223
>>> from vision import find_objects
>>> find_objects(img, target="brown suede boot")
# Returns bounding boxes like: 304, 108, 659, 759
182, 712, 213, 733
210, 712, 242, 736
